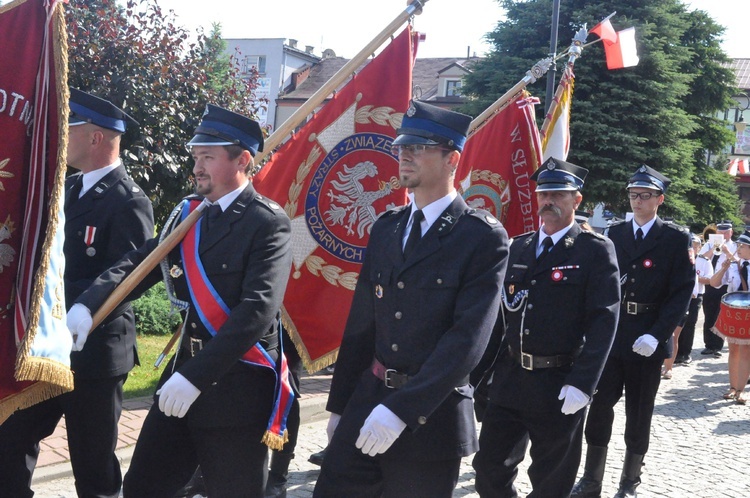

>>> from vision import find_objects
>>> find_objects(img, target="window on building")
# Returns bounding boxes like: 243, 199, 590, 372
241, 55, 266, 75
446, 79, 462, 97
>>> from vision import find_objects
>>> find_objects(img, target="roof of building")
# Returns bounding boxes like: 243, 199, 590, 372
280, 56, 479, 102
726, 58, 750, 90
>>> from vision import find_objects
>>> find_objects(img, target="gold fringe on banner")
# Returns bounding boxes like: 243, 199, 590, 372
261, 429, 289, 451
281, 306, 339, 374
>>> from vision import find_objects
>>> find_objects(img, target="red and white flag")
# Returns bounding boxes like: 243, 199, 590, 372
591, 19, 639, 70
252, 27, 416, 371
456, 93, 543, 238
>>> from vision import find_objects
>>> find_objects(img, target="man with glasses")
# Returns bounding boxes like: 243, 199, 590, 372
313, 101, 509, 497
698, 220, 736, 357
572, 165, 694, 498
472, 158, 620, 497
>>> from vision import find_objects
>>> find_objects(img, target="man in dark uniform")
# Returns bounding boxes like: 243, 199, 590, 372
313, 101, 509, 498
0, 89, 154, 498
472, 158, 620, 497
68, 105, 293, 497
571, 165, 694, 498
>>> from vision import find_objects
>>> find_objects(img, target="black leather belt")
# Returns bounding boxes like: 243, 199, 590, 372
622, 301, 658, 315
371, 359, 410, 389
509, 347, 574, 371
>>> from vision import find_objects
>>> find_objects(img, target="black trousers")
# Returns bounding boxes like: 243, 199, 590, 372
0, 374, 126, 498
123, 405, 269, 498
677, 295, 703, 358
584, 356, 661, 455
703, 286, 726, 351
473, 403, 585, 497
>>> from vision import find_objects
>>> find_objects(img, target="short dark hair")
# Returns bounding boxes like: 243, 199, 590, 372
224, 144, 245, 160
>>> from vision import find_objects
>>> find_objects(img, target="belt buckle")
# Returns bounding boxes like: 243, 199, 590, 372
189, 337, 203, 356
520, 352, 534, 371
384, 369, 398, 389
627, 302, 637, 315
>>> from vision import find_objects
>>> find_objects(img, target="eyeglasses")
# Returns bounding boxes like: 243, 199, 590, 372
391, 144, 450, 157
628, 192, 659, 201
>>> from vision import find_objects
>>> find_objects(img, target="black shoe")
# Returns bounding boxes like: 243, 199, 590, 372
308, 448, 327, 466
674, 355, 692, 365
713, 349, 723, 357
700, 348, 714, 355
173, 468, 206, 497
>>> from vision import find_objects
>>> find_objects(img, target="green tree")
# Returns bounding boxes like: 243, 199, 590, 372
462, 0, 739, 226
66, 0, 261, 225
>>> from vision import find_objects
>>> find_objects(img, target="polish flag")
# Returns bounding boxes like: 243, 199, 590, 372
591, 20, 639, 70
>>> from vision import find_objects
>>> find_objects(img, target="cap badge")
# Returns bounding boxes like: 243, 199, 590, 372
406, 102, 416, 117
547, 160, 556, 171
638, 165, 647, 173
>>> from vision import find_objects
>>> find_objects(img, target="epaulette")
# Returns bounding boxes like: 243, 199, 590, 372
254, 194, 284, 214
467, 208, 501, 227
665, 220, 689, 233
580, 229, 606, 240
377, 204, 409, 220
608, 219, 627, 228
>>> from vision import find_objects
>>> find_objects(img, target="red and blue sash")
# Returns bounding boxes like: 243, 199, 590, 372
179, 199, 294, 450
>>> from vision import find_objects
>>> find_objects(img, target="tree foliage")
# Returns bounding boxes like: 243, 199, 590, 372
66, 0, 262, 225
461, 0, 740, 228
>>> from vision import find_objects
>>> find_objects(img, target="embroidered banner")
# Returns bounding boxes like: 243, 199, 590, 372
253, 27, 416, 371
457, 93, 543, 238
0, 0, 72, 424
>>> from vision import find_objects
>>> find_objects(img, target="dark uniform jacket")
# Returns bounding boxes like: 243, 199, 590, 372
64, 165, 154, 378
78, 183, 292, 427
608, 218, 694, 361
326, 195, 509, 460
487, 223, 620, 413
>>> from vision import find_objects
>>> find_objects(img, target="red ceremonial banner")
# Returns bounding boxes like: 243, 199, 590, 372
253, 27, 416, 371
456, 94, 543, 238
0, 0, 72, 423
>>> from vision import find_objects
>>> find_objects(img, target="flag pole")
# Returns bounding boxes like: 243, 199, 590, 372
539, 26, 588, 139
87, 1, 430, 330
468, 56, 554, 137
254, 0, 430, 165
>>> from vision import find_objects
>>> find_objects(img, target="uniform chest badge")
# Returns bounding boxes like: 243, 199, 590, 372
551, 269, 564, 281
170, 265, 183, 278
508, 284, 515, 295
85, 247, 96, 257
643, 259, 653, 268
84, 226, 97, 256
375, 284, 383, 299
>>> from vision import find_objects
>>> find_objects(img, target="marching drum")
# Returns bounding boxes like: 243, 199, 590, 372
713, 291, 750, 344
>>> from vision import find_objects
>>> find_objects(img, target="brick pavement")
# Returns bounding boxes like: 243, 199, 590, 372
30, 325, 750, 496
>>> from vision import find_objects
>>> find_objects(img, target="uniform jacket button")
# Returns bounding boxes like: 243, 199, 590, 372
395, 311, 402, 319
397, 281, 405, 289
418, 416, 427, 425
632, 264, 637, 269
630, 278, 636, 283
222, 263, 227, 269
436, 278, 443, 284
527, 303, 533, 310
531, 280, 536, 285
630, 292, 635, 296
191, 322, 197, 329
391, 344, 398, 351
524, 329, 530, 335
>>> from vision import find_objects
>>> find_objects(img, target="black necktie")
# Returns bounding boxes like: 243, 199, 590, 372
66, 177, 83, 208
403, 210, 424, 260
204, 204, 222, 232
537, 236, 554, 262
635, 228, 644, 248
712, 252, 720, 269
742, 261, 749, 291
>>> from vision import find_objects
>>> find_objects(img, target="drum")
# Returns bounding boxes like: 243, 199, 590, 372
713, 291, 750, 344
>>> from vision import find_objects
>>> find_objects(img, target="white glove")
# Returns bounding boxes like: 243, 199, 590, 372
326, 413, 341, 443
67, 303, 93, 351
156, 372, 201, 418
632, 334, 659, 357
356, 404, 407, 457
558, 385, 590, 415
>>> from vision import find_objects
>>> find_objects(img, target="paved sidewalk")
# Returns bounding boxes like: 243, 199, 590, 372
31, 330, 750, 496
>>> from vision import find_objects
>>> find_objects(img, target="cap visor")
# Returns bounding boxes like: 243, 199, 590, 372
392, 134, 440, 146
535, 184, 578, 192
627, 181, 662, 191
187, 134, 234, 147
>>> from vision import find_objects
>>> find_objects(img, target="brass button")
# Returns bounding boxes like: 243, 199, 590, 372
397, 281, 405, 289
395, 311, 402, 319
418, 416, 427, 425
391, 344, 399, 352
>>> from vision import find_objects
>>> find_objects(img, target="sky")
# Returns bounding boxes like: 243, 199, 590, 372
148, 0, 748, 59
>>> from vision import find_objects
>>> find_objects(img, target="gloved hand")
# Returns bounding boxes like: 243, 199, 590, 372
558, 385, 590, 415
632, 334, 659, 357
327, 413, 341, 443
67, 303, 93, 352
356, 404, 406, 457
156, 372, 201, 418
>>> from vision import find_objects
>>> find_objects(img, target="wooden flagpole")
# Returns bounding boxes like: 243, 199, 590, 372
254, 0, 430, 165
89, 1, 430, 330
